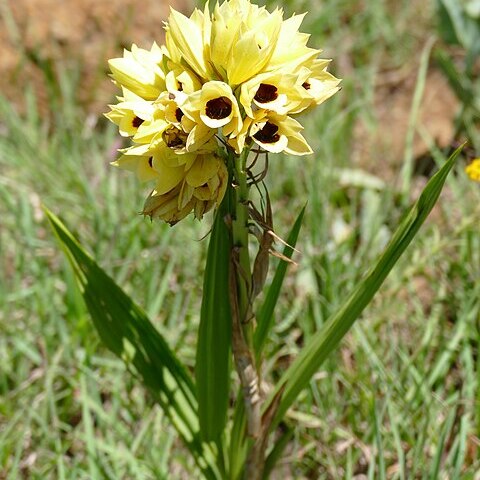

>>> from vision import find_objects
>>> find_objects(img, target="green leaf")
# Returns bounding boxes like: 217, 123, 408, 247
263, 426, 294, 479
437, 0, 480, 52
401, 37, 435, 196
264, 146, 461, 429
429, 408, 457, 479
228, 395, 248, 480
254, 206, 306, 355
437, 0, 462, 45
435, 49, 474, 105
44, 208, 221, 480
196, 192, 232, 441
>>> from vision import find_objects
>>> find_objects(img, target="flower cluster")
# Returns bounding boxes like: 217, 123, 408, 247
106, 0, 340, 224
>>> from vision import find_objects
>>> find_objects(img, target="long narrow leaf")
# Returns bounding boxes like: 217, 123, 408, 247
263, 426, 294, 479
435, 50, 473, 105
228, 395, 248, 480
254, 206, 306, 355
196, 193, 232, 441
265, 146, 461, 428
44, 208, 221, 479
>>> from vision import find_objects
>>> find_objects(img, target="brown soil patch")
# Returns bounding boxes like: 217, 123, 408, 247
0, 0, 190, 116
0, 0, 459, 178
353, 66, 459, 181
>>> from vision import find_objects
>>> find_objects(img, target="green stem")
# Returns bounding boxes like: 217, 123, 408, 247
228, 148, 271, 479
231, 149, 252, 339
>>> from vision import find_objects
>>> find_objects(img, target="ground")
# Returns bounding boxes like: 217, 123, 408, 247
0, 0, 187, 115
1, 0, 479, 478
1, 0, 459, 174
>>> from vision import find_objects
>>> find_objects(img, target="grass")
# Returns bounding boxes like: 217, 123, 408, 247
1, 0, 480, 478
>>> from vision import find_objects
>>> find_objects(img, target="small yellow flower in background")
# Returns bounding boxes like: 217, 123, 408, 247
106, 0, 340, 224
465, 158, 480, 182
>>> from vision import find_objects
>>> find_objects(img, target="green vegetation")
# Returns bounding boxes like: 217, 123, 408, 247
1, 0, 479, 478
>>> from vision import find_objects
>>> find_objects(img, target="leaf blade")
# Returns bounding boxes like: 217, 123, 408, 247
265, 146, 461, 428
44, 208, 221, 479
196, 194, 232, 441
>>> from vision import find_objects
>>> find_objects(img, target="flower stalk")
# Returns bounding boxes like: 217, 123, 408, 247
229, 148, 263, 444
105, 0, 341, 477
231, 149, 252, 324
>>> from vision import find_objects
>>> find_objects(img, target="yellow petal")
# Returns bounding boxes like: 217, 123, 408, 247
186, 155, 221, 187
226, 11, 282, 85
112, 154, 158, 182
143, 186, 194, 225
268, 14, 320, 71
186, 124, 217, 152
153, 164, 186, 195
165, 8, 211, 80
109, 44, 166, 100
178, 181, 195, 209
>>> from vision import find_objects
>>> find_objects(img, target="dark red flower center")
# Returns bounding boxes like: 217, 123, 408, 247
302, 82, 311, 90
132, 116, 144, 128
254, 83, 278, 103
253, 122, 280, 144
175, 108, 184, 122
205, 96, 232, 119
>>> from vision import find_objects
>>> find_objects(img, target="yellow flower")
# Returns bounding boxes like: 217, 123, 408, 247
107, 0, 342, 224
465, 158, 480, 182
132, 104, 170, 145
108, 43, 166, 100
230, 110, 312, 155
267, 14, 320, 71
295, 60, 341, 112
165, 65, 202, 94
112, 144, 158, 182
113, 141, 195, 185
165, 5, 212, 81
156, 91, 188, 128
132, 91, 196, 149
150, 151, 192, 195
105, 89, 155, 137
239, 71, 302, 118
182, 115, 218, 152
209, 0, 283, 85
130, 91, 219, 154
183, 81, 242, 137
143, 153, 228, 224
